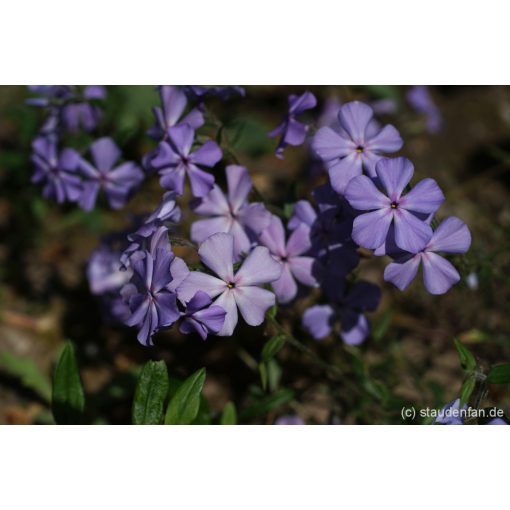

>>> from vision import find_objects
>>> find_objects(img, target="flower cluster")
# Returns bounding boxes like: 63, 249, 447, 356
30, 86, 470, 350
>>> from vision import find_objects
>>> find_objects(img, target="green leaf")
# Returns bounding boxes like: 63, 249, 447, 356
220, 401, 237, 425
266, 304, 278, 320
165, 368, 206, 425
241, 388, 295, 419
226, 117, 272, 157
459, 375, 476, 407
52, 342, 85, 424
454, 338, 477, 372
132, 361, 169, 425
487, 364, 510, 384
0, 351, 51, 402
372, 310, 392, 342
259, 363, 268, 391
261, 334, 286, 362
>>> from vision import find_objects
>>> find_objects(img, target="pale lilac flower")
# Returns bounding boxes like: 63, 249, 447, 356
122, 247, 180, 346
177, 233, 282, 336
31, 135, 82, 203
150, 124, 222, 197
179, 290, 226, 340
191, 165, 271, 258
78, 137, 144, 211
303, 280, 381, 345
275, 415, 305, 425
269, 91, 317, 159
345, 157, 444, 253
407, 86, 442, 134
259, 215, 318, 303
312, 101, 403, 194
384, 216, 471, 295
147, 86, 204, 141
88, 245, 132, 295
434, 399, 467, 425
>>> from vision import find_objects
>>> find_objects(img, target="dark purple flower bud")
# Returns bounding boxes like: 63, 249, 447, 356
191, 165, 271, 259
177, 233, 282, 336
179, 290, 226, 340
150, 124, 222, 197
31, 135, 82, 203
78, 137, 144, 211
303, 280, 381, 345
269, 91, 317, 159
407, 86, 442, 134
345, 157, 444, 253
312, 100, 403, 194
122, 246, 180, 346
384, 216, 471, 295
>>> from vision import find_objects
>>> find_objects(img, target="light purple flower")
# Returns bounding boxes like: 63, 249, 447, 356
259, 215, 318, 303
31, 135, 82, 203
147, 86, 204, 141
345, 157, 444, 253
150, 124, 222, 197
179, 290, 226, 340
312, 101, 403, 194
275, 415, 305, 425
78, 137, 144, 211
433, 399, 467, 425
407, 86, 442, 134
191, 165, 271, 258
303, 280, 381, 345
487, 418, 508, 425
177, 233, 282, 336
87, 245, 132, 295
121, 246, 180, 346
268, 91, 317, 159
384, 216, 471, 295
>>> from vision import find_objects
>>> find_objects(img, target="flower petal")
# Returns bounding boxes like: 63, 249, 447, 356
191, 216, 233, 244
198, 232, 235, 282
365, 124, 403, 153
375, 157, 414, 201
271, 263, 298, 303
226, 165, 252, 211
191, 185, 230, 216
422, 252, 460, 295
176, 271, 227, 303
235, 246, 282, 286
400, 178, 445, 214
167, 124, 195, 156
237, 203, 272, 234
427, 216, 471, 254
168, 257, 190, 292
90, 137, 121, 172
394, 209, 432, 253
338, 101, 374, 144
328, 153, 363, 195
384, 255, 421, 291
187, 164, 215, 197
259, 215, 286, 257
233, 286, 275, 326
351, 209, 393, 250
303, 305, 334, 340
288, 256, 317, 287
214, 290, 238, 336
311, 126, 354, 162
286, 224, 312, 257
191, 141, 223, 167
344, 175, 389, 211
340, 311, 369, 345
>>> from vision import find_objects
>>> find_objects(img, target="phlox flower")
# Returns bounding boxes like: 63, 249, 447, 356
407, 86, 442, 134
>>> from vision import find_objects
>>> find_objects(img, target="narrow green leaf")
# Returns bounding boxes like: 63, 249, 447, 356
165, 368, 206, 425
259, 362, 268, 391
372, 310, 392, 342
52, 342, 85, 424
132, 361, 169, 425
459, 375, 476, 407
261, 334, 286, 362
266, 304, 278, 320
0, 351, 51, 402
220, 401, 237, 425
487, 364, 510, 384
454, 338, 477, 372
241, 388, 295, 419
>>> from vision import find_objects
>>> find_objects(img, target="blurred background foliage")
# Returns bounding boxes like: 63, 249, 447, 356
1, 85, 510, 424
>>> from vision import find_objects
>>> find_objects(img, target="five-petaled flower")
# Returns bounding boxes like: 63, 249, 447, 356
78, 137, 144, 211
384, 216, 471, 294
191, 165, 271, 259
344, 157, 445, 253
177, 233, 282, 336
312, 100, 403, 194
150, 124, 222, 197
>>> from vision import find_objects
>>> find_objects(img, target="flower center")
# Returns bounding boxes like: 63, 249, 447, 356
227, 282, 235, 289
356, 146, 364, 153
390, 201, 398, 209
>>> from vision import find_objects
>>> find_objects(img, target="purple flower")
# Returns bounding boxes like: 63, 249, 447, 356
147, 86, 204, 141
31, 135, 82, 203
303, 280, 380, 345
433, 399, 466, 425
191, 165, 271, 258
150, 124, 222, 197
407, 86, 442, 134
78, 137, 144, 211
259, 215, 318, 303
177, 233, 282, 336
122, 225, 174, 270
179, 290, 226, 340
121, 246, 180, 346
275, 415, 305, 425
384, 216, 471, 295
345, 157, 444, 253
88, 245, 132, 295
312, 101, 403, 194
183, 86, 246, 103
268, 91, 317, 159
487, 418, 508, 425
